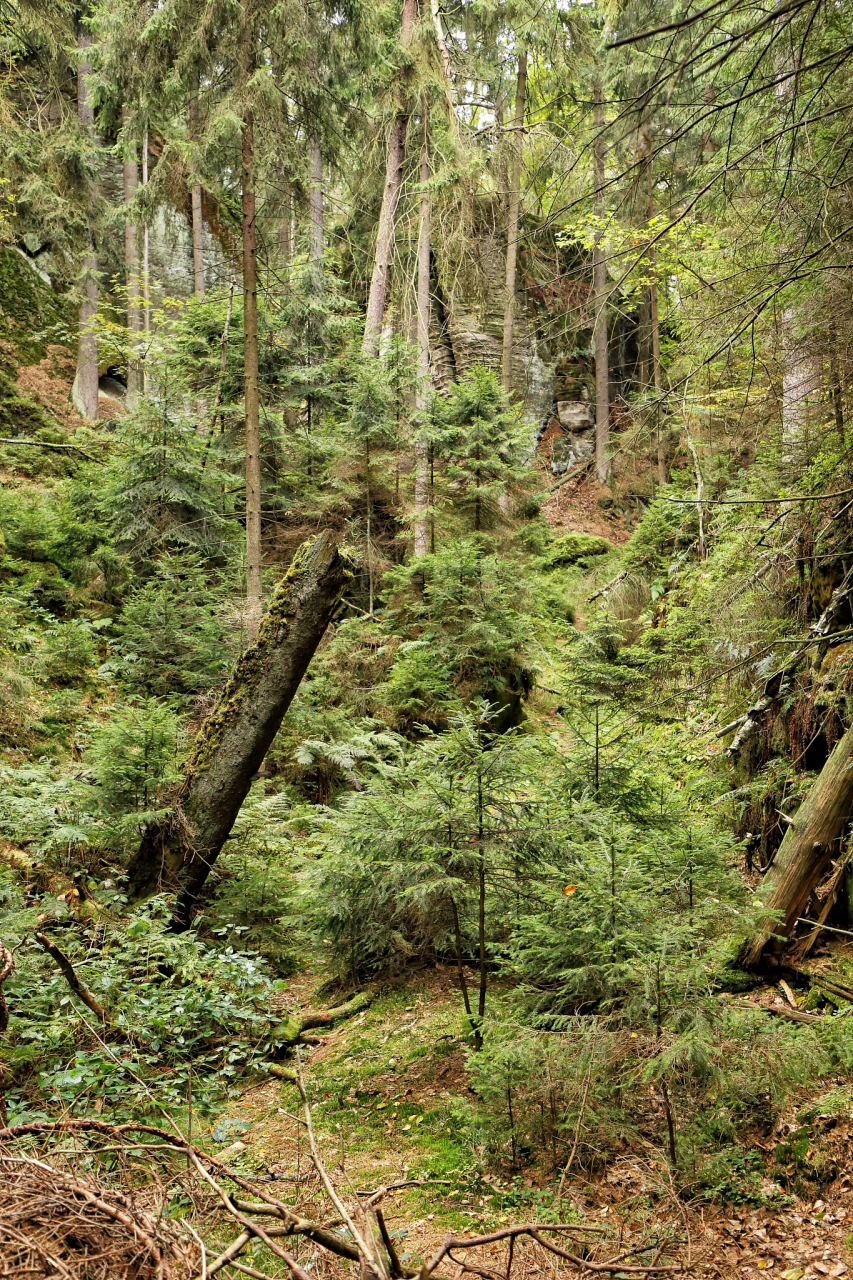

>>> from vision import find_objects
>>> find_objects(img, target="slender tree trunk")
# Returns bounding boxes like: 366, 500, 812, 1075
740, 721, 853, 968
647, 165, 665, 484
308, 130, 324, 288
239, 1, 261, 640
637, 292, 650, 391
122, 123, 142, 410
73, 27, 99, 421
593, 74, 610, 484
242, 104, 262, 643
188, 90, 205, 299
414, 101, 430, 558
126, 533, 352, 923
501, 48, 527, 396
142, 128, 151, 392
476, 769, 486, 1051
700, 82, 715, 158
278, 184, 293, 265
362, 0, 417, 357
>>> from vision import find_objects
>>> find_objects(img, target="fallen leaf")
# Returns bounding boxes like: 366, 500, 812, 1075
780, 1269, 803, 1280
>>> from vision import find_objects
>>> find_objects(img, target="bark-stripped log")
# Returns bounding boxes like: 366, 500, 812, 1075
126, 533, 352, 920
739, 722, 853, 967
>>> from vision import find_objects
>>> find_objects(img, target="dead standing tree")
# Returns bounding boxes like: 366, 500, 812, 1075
126, 532, 352, 923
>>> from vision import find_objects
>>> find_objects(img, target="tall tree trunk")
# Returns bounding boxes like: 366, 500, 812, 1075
241, 8, 262, 642
188, 90, 205, 298
647, 162, 665, 484
308, 130, 324, 288
501, 48, 527, 396
781, 309, 819, 453
73, 27, 99, 421
126, 532, 352, 923
122, 124, 142, 410
593, 74, 609, 484
740, 722, 853, 968
414, 102, 430, 558
362, 0, 417, 358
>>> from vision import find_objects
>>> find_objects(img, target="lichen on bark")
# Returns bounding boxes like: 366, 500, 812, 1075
126, 531, 353, 919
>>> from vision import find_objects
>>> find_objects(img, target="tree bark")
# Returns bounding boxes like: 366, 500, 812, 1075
593, 74, 610, 484
122, 123, 142, 410
241, 8, 262, 642
73, 27, 99, 421
126, 532, 352, 921
188, 90, 205, 298
647, 165, 665, 484
362, 0, 417, 358
308, 130, 324, 287
413, 101, 430, 559
501, 48, 527, 396
739, 721, 853, 967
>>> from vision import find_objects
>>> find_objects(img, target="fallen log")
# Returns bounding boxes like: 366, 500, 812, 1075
739, 722, 853, 968
126, 532, 352, 922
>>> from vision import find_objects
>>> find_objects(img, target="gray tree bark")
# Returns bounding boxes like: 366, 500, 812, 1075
362, 0, 417, 357
240, 7, 262, 642
414, 101, 430, 558
593, 74, 610, 484
122, 124, 142, 410
501, 48, 527, 396
740, 722, 853, 967
308, 130, 324, 287
126, 532, 352, 922
73, 27, 99, 421
188, 91, 205, 299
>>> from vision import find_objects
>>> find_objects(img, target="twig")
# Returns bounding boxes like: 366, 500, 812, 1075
376, 1208, 405, 1279
359, 1178, 452, 1206
665, 488, 853, 505
557, 1072, 590, 1209
293, 1049, 385, 1277
229, 1263, 280, 1280
185, 1219, 207, 1280
423, 1226, 679, 1276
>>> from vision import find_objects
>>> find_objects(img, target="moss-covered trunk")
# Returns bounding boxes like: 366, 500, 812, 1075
739, 721, 853, 967
126, 532, 351, 921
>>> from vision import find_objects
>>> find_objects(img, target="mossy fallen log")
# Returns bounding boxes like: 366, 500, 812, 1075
126, 532, 352, 922
739, 721, 853, 968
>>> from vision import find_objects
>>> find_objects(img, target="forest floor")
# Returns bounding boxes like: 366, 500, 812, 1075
209, 967, 853, 1280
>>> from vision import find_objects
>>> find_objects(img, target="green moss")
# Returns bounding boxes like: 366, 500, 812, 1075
543, 531, 613, 568
186, 536, 325, 777
0, 247, 68, 365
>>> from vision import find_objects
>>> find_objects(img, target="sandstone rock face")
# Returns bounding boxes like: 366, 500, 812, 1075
556, 400, 593, 431
550, 400, 594, 473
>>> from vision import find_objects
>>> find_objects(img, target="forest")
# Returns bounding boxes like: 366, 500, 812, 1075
2, 0, 853, 1275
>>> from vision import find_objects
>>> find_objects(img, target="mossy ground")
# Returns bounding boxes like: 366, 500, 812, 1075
191, 965, 853, 1280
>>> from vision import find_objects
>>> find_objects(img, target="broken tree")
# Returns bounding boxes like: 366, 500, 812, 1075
739, 720, 853, 967
126, 532, 352, 921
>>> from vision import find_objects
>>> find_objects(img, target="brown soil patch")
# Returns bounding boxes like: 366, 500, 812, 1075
15, 345, 86, 432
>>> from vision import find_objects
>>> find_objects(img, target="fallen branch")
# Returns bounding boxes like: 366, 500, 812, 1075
548, 456, 593, 493
0, 436, 100, 461
733, 999, 824, 1025
34, 930, 107, 1021
587, 570, 630, 604
794, 851, 852, 959
423, 1224, 680, 1276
